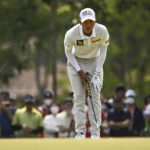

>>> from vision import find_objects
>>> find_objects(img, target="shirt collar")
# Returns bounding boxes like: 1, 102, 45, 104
24, 107, 34, 113
79, 24, 96, 39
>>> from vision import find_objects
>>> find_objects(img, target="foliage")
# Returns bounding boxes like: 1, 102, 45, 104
0, 0, 150, 103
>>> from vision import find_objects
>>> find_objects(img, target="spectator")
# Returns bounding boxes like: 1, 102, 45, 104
43, 91, 56, 106
57, 98, 75, 138
43, 104, 60, 138
68, 91, 73, 99
107, 98, 131, 137
12, 94, 43, 137
9, 93, 18, 115
0, 91, 13, 138
144, 104, 150, 136
107, 85, 126, 110
125, 89, 136, 98
125, 89, 145, 136
38, 91, 55, 117
101, 93, 110, 116
114, 85, 126, 100
143, 95, 150, 111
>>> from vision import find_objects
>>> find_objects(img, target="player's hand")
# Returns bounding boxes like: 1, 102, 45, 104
78, 70, 89, 86
22, 124, 32, 132
91, 72, 102, 92
57, 126, 66, 133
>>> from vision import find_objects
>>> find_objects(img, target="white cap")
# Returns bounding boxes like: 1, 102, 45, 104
125, 89, 136, 98
108, 98, 114, 105
79, 8, 96, 23
9, 93, 17, 101
144, 104, 150, 115
124, 97, 135, 104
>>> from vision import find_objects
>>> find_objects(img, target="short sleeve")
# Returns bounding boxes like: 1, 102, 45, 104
101, 27, 109, 47
12, 111, 19, 125
37, 115, 43, 127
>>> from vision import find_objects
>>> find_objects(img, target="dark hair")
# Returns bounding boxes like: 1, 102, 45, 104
69, 91, 73, 97
115, 85, 126, 93
144, 95, 150, 105
24, 94, 35, 103
44, 91, 54, 98
63, 98, 73, 105
0, 91, 10, 100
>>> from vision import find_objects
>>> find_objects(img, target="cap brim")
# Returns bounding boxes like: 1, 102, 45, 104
81, 17, 95, 23
145, 110, 150, 115
124, 98, 135, 104
25, 100, 35, 103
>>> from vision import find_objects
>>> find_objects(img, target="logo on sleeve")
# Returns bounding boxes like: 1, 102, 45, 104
76, 40, 84, 45
91, 38, 101, 43
105, 39, 109, 44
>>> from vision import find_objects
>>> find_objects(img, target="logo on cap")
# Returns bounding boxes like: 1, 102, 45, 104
82, 10, 92, 16
80, 8, 95, 23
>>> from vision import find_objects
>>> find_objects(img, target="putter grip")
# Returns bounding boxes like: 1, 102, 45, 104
86, 82, 91, 97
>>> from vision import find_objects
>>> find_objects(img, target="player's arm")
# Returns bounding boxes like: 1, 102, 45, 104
94, 27, 109, 84
91, 27, 109, 91
95, 27, 109, 73
64, 32, 88, 85
64, 31, 81, 71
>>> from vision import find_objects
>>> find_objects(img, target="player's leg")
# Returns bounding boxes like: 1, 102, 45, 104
86, 59, 102, 138
67, 63, 86, 137
87, 87, 101, 138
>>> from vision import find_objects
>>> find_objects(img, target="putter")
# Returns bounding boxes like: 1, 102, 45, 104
86, 81, 98, 126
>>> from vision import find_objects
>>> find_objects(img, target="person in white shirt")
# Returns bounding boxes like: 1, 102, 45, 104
57, 98, 75, 138
64, 8, 109, 138
43, 104, 60, 138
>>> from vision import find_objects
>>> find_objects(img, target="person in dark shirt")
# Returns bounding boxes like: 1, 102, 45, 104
107, 98, 131, 137
9, 93, 18, 115
124, 89, 145, 136
0, 91, 13, 138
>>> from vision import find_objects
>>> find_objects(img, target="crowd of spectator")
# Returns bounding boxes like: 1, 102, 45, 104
0, 85, 150, 138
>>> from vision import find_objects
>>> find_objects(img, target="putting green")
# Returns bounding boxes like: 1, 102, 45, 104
0, 138, 150, 150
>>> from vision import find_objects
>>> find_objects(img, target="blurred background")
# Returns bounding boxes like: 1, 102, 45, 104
0, 0, 150, 139
0, 0, 150, 104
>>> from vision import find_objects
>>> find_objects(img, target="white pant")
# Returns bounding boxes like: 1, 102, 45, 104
67, 57, 102, 135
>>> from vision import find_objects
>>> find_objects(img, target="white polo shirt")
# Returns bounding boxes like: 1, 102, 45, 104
64, 23, 109, 59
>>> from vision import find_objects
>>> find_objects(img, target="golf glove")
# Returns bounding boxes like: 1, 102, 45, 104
91, 72, 102, 92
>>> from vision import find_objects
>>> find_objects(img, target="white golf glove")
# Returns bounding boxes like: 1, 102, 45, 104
91, 72, 102, 92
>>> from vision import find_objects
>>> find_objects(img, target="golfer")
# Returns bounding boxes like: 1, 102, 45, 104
64, 8, 109, 138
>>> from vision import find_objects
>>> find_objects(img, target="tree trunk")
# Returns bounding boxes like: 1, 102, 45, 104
35, 48, 49, 99
51, 0, 57, 97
